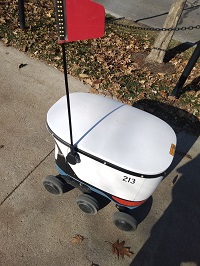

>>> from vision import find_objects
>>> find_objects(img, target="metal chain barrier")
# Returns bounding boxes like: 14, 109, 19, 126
106, 18, 200, 52
106, 17, 200, 32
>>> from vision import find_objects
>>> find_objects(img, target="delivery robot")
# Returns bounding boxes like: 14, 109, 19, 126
43, 92, 176, 231
42, 0, 176, 231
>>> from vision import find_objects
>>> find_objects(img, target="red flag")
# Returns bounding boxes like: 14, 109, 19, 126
55, 0, 105, 43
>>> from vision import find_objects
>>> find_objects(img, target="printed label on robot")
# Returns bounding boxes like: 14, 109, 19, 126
123, 176, 136, 184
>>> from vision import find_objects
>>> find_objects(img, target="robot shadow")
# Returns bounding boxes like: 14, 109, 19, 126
130, 99, 200, 265
130, 154, 200, 266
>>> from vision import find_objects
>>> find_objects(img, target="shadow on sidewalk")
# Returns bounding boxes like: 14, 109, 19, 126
130, 99, 200, 265
130, 154, 200, 266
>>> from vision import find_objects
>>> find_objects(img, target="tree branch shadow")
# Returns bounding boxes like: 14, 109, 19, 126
134, 4, 200, 23
164, 42, 197, 63
179, 76, 200, 96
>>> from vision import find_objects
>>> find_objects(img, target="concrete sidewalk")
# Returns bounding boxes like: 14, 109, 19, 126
0, 42, 200, 266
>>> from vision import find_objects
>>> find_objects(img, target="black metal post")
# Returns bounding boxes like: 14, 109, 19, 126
61, 44, 74, 149
18, 0, 25, 29
171, 41, 200, 97
61, 44, 80, 165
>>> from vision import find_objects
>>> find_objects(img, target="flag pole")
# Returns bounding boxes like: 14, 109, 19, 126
61, 43, 80, 164
61, 43, 74, 151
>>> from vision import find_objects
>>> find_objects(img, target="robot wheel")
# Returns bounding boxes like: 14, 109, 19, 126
76, 193, 100, 215
112, 211, 138, 232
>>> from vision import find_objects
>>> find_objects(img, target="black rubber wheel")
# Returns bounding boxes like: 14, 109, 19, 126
112, 211, 138, 232
42, 175, 65, 195
76, 194, 99, 215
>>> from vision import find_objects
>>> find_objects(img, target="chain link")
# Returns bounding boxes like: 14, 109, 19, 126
152, 47, 167, 52
106, 18, 200, 32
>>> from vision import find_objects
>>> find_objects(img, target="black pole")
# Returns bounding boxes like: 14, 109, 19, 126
18, 0, 25, 29
171, 41, 200, 97
61, 43, 74, 150
61, 44, 80, 165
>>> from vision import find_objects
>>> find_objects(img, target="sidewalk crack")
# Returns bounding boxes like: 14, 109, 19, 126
0, 148, 54, 206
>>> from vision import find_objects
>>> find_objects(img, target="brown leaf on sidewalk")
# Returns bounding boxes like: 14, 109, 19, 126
70, 234, 85, 244
18, 63, 28, 69
171, 175, 179, 187
112, 239, 134, 259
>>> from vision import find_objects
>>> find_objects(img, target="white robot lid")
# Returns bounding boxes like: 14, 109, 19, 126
47, 92, 176, 176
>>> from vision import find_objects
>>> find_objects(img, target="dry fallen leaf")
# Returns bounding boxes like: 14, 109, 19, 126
0, 17, 6, 24
18, 63, 28, 69
46, 11, 52, 18
89, 87, 99, 94
54, 56, 61, 60
171, 175, 179, 186
79, 73, 89, 78
70, 234, 85, 244
176, 150, 192, 160
168, 95, 177, 101
120, 247, 134, 258
2, 38, 9, 45
112, 239, 134, 259
22, 45, 28, 52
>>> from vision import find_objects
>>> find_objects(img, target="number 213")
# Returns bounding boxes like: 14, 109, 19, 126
123, 176, 136, 184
